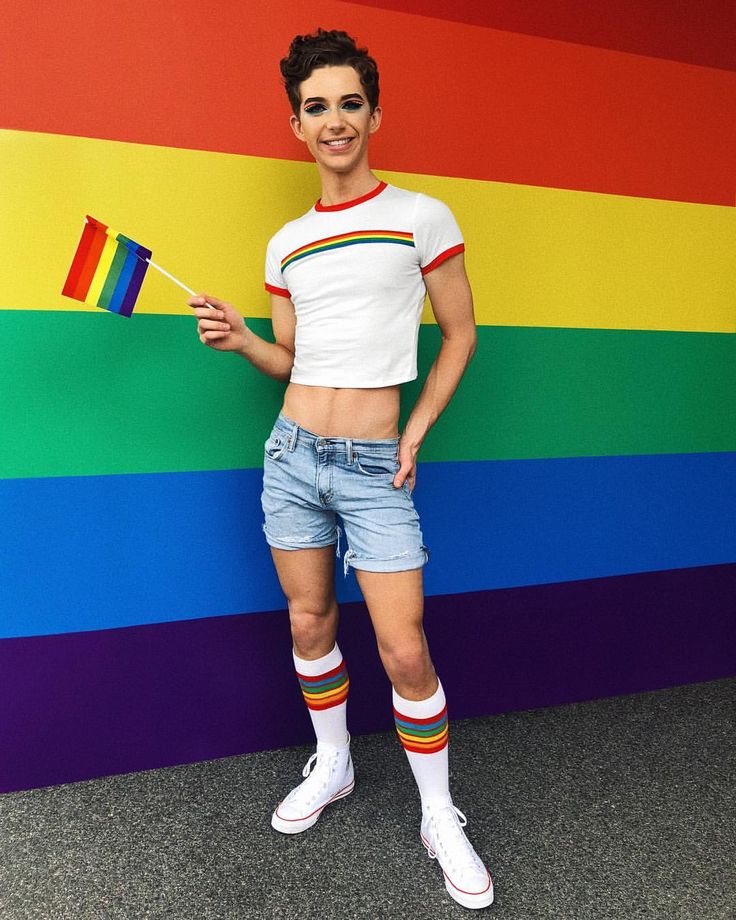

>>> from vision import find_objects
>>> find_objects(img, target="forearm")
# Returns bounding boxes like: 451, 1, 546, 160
236, 326, 294, 382
402, 334, 476, 448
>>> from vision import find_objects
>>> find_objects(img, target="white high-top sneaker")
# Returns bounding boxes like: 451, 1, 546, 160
420, 800, 494, 909
271, 734, 354, 834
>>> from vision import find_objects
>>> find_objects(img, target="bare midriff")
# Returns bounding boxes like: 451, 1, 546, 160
282, 382, 402, 439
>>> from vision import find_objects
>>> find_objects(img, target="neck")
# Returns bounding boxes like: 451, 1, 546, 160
316, 164, 381, 208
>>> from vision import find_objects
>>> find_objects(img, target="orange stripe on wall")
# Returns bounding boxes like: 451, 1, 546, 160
0, 0, 734, 206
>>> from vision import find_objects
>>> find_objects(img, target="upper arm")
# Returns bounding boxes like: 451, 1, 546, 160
422, 251, 477, 347
269, 291, 296, 356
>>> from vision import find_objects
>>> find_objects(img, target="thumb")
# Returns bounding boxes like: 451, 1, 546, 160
199, 292, 223, 309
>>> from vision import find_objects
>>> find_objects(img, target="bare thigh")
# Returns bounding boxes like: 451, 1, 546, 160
270, 545, 339, 659
354, 567, 437, 698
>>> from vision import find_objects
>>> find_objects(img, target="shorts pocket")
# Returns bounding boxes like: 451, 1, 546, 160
354, 453, 399, 477
264, 432, 288, 462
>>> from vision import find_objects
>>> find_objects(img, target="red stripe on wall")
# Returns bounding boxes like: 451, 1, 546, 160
344, 0, 736, 73
1, 0, 734, 206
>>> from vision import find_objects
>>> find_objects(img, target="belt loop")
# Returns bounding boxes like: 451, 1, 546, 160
346, 438, 353, 464
288, 420, 299, 451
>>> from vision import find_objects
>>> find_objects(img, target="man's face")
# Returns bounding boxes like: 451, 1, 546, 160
289, 65, 381, 175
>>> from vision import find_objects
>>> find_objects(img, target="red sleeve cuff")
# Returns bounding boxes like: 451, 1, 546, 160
265, 282, 291, 298
420, 243, 465, 276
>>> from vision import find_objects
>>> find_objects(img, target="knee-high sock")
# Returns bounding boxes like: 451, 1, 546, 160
393, 678, 451, 810
293, 642, 350, 748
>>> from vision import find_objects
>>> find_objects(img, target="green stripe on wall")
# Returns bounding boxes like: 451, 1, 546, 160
1, 311, 734, 479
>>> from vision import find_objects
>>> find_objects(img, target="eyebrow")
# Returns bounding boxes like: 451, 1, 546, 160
302, 93, 365, 105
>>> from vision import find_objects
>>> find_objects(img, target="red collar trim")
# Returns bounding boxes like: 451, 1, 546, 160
315, 181, 388, 212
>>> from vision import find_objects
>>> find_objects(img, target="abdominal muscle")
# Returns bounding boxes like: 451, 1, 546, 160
282, 382, 402, 439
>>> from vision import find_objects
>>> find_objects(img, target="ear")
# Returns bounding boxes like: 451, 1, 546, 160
290, 113, 306, 143
368, 104, 382, 135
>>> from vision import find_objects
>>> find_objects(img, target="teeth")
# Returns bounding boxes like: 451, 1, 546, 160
325, 138, 352, 146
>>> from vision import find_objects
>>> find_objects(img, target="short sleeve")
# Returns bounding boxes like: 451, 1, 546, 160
414, 193, 465, 276
264, 234, 290, 298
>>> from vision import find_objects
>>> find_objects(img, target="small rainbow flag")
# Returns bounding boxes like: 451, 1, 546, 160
62, 215, 152, 317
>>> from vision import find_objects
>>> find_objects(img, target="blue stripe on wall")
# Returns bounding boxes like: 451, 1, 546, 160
1, 451, 734, 639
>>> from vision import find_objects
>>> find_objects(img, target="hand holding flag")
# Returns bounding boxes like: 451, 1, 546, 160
188, 292, 250, 353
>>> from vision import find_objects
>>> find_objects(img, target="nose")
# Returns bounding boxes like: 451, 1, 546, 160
325, 105, 347, 131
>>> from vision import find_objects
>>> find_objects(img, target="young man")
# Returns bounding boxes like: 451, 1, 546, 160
187, 28, 493, 910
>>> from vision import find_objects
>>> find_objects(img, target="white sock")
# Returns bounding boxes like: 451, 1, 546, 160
293, 642, 350, 748
393, 678, 452, 810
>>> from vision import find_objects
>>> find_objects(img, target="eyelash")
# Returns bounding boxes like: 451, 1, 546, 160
304, 100, 364, 115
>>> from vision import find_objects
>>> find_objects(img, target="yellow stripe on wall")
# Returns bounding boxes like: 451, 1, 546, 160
1, 129, 733, 332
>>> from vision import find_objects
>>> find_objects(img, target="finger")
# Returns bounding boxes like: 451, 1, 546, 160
199, 292, 223, 307
188, 295, 223, 311
394, 467, 413, 488
198, 319, 230, 331
202, 330, 229, 340
193, 307, 226, 322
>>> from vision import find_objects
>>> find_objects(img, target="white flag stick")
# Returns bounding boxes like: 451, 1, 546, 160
144, 257, 216, 310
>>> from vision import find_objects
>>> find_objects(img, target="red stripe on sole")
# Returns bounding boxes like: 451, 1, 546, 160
274, 777, 355, 823
421, 831, 494, 897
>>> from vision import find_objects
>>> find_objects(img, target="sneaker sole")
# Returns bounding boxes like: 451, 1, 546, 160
420, 832, 494, 909
271, 777, 355, 835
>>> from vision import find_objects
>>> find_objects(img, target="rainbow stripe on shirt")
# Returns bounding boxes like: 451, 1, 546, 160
281, 230, 414, 271
296, 660, 350, 711
394, 703, 449, 754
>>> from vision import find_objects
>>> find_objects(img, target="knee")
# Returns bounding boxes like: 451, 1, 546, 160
380, 634, 434, 688
289, 599, 338, 654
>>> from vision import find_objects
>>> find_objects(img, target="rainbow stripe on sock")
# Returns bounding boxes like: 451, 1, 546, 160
394, 703, 449, 754
296, 660, 349, 711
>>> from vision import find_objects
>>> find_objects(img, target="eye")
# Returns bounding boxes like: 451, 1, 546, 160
304, 103, 326, 115
341, 99, 364, 111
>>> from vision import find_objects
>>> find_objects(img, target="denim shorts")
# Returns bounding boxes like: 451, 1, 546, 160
260, 411, 430, 576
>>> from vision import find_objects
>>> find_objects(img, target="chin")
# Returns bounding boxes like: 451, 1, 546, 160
319, 157, 357, 172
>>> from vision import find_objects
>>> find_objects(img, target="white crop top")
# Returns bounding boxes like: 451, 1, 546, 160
264, 181, 464, 388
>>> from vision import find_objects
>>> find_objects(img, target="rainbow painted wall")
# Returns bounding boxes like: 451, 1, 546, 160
1, 1, 734, 794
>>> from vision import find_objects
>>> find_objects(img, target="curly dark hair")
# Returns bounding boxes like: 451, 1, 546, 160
280, 28, 380, 116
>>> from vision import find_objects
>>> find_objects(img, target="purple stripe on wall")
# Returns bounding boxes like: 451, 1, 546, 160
2, 563, 734, 793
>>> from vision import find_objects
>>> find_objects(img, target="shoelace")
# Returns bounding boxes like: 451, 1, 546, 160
425, 804, 486, 876
286, 749, 340, 807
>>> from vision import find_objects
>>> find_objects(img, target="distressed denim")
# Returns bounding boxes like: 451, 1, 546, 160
261, 411, 430, 576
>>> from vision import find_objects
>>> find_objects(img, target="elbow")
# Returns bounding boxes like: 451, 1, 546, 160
440, 325, 477, 363
464, 331, 478, 371
464, 330, 478, 362
441, 329, 477, 352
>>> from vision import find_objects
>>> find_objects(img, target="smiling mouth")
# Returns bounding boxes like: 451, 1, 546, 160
321, 137, 355, 148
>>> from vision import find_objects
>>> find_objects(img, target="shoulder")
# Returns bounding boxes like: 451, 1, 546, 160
384, 182, 452, 212
377, 183, 456, 225
413, 190, 458, 224
378, 182, 421, 211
